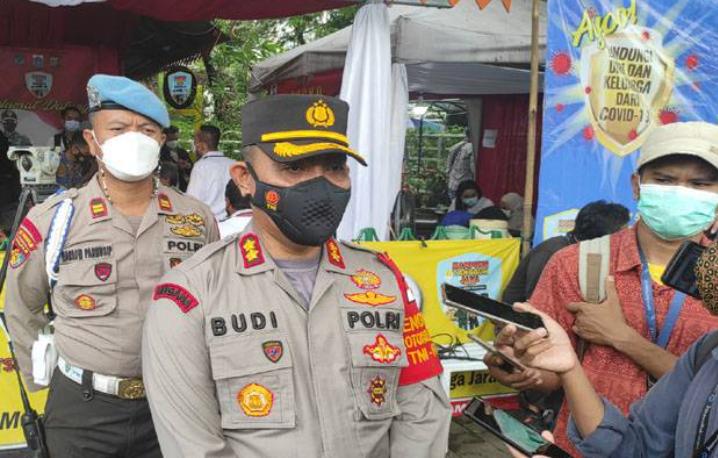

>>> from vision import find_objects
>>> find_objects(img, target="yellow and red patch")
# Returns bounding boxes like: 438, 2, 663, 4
326, 238, 345, 269
367, 375, 387, 407
9, 218, 42, 269
240, 233, 265, 268
345, 291, 396, 307
237, 383, 273, 417
90, 198, 108, 218
75, 294, 96, 310
265, 190, 280, 211
351, 269, 382, 290
158, 193, 173, 212
363, 334, 401, 364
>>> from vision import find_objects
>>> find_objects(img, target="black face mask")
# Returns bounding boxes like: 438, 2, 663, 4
248, 164, 351, 246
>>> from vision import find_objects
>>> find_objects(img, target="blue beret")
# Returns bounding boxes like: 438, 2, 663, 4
86, 74, 170, 128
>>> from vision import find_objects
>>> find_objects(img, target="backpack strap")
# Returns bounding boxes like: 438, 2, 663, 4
694, 331, 718, 373
578, 234, 611, 303
576, 234, 611, 360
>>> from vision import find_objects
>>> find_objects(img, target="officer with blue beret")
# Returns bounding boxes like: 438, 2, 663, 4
5, 74, 219, 457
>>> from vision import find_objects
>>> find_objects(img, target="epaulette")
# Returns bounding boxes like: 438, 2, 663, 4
340, 239, 381, 255
32, 188, 80, 215
175, 233, 237, 273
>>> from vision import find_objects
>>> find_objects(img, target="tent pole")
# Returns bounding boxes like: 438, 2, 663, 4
521, 0, 540, 257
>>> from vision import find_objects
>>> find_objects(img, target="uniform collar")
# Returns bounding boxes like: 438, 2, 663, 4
612, 225, 641, 273
201, 150, 224, 159
86, 176, 112, 225
234, 226, 349, 276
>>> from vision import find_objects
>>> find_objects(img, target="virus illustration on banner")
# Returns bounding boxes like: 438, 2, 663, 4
545, 0, 708, 157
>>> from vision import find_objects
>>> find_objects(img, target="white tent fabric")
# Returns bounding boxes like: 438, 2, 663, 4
250, 0, 547, 95
337, 2, 407, 242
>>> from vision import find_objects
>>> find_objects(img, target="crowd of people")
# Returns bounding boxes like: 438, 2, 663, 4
2, 76, 449, 458
487, 121, 718, 457
2, 72, 718, 458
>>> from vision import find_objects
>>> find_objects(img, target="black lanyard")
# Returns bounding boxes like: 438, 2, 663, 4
694, 383, 718, 458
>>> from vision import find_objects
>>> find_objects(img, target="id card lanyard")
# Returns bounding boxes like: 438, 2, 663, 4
638, 248, 687, 349
693, 383, 718, 458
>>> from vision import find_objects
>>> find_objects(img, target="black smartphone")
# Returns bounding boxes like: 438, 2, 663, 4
662, 240, 704, 299
442, 283, 545, 332
467, 334, 527, 373
463, 397, 573, 458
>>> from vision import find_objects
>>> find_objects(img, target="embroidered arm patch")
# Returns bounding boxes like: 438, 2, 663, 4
153, 283, 199, 314
377, 253, 443, 386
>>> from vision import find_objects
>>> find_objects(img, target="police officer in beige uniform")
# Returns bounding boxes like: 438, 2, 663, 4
5, 74, 219, 457
143, 95, 451, 458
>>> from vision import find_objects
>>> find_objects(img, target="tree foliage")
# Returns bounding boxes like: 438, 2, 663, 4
190, 6, 358, 151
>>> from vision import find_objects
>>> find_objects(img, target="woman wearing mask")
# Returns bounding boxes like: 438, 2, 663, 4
441, 180, 494, 227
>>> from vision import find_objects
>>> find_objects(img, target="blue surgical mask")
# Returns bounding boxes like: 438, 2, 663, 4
462, 197, 479, 208
637, 184, 718, 240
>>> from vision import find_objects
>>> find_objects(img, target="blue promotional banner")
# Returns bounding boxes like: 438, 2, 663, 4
535, 0, 718, 243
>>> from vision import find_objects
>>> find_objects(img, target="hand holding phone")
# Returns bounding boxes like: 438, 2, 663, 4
463, 397, 572, 458
468, 334, 527, 373
441, 284, 545, 332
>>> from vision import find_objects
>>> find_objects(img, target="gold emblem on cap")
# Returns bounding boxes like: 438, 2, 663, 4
306, 100, 335, 128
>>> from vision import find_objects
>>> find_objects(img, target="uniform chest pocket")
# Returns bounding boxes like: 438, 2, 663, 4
209, 332, 295, 430
346, 330, 408, 421
55, 259, 118, 318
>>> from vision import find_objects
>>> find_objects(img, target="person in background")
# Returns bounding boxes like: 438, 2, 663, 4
501, 192, 530, 237
186, 124, 234, 221
160, 126, 192, 191
446, 128, 475, 200
217, 179, 252, 238
503, 200, 630, 305
441, 180, 494, 227
159, 161, 179, 189
486, 121, 718, 456
0, 131, 20, 223
52, 106, 83, 149
55, 131, 95, 189
1, 109, 31, 146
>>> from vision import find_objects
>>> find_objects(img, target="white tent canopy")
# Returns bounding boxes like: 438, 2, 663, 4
250, 0, 547, 96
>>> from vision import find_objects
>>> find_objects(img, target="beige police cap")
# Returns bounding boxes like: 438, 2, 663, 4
638, 121, 718, 170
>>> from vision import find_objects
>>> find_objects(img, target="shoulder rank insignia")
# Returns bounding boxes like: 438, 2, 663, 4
158, 193, 173, 212
326, 238, 345, 269
363, 334, 401, 364
351, 269, 381, 290
237, 383, 273, 417
240, 233, 265, 268
345, 291, 396, 307
90, 198, 108, 219
153, 283, 199, 314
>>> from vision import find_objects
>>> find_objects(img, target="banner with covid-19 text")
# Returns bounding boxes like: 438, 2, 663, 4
535, 0, 718, 243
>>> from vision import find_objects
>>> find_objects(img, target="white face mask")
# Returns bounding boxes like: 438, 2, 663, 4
93, 131, 160, 182
64, 120, 80, 132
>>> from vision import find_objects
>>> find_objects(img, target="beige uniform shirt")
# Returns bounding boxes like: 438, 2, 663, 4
143, 226, 450, 457
5, 176, 219, 390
